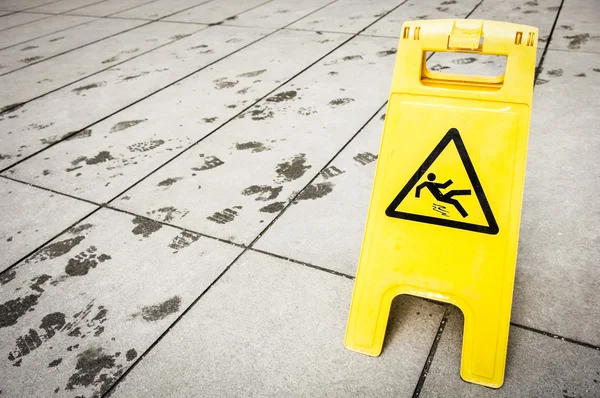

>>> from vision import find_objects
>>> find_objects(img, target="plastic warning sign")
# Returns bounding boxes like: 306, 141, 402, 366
386, 127, 498, 234
344, 19, 538, 389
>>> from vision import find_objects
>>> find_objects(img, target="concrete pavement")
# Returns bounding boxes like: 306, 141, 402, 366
0, 0, 598, 396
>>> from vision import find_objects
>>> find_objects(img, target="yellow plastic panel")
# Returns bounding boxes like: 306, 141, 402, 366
344, 19, 537, 388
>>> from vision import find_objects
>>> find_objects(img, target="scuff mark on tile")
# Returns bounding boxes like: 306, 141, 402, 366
296, 182, 334, 201
0, 295, 40, 328
146, 207, 189, 223
235, 141, 271, 153
242, 185, 283, 201
72, 82, 106, 94
127, 139, 165, 152
354, 152, 378, 165
131, 216, 162, 238
168, 231, 200, 252
266, 91, 297, 102
157, 177, 183, 187
207, 207, 242, 224
237, 69, 266, 78
275, 154, 311, 183
321, 166, 345, 179
133, 296, 181, 321
259, 201, 286, 213
191, 154, 224, 171
329, 98, 354, 107
28, 236, 85, 263
64, 246, 112, 277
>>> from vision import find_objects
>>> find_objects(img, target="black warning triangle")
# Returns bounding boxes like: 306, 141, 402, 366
385, 128, 499, 235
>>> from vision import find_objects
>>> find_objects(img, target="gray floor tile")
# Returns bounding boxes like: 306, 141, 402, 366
109, 250, 446, 398
6, 30, 348, 202
163, 0, 270, 24
0, 20, 186, 110
67, 0, 158, 17
363, 0, 481, 38
28, 0, 108, 14
111, 0, 215, 20
223, 0, 336, 30
0, 11, 49, 31
0, 178, 96, 273
0, 17, 144, 76
512, 49, 600, 346
255, 108, 384, 276
0, 24, 267, 170
420, 307, 600, 397
0, 208, 242, 397
0, 14, 94, 50
0, 0, 59, 12
114, 35, 397, 245
468, 0, 561, 44
287, 0, 403, 34
549, 0, 600, 53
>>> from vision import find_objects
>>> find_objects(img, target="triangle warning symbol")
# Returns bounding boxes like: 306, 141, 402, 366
385, 128, 499, 235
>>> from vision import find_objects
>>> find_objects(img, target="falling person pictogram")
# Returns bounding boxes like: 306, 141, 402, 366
415, 173, 471, 217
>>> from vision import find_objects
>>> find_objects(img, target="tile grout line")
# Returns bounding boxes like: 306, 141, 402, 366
0, 0, 346, 172
0, 174, 100, 206
0, 19, 157, 77
412, 307, 450, 398
534, 0, 565, 81
101, 2, 416, 395
0, 14, 105, 52
101, 0, 405, 206
0, 12, 53, 33
510, 322, 600, 351
3, 173, 600, 355
0, 21, 210, 114
0, 0, 223, 76
0, 207, 102, 280
100, 100, 388, 395
249, 247, 355, 280
34, 0, 112, 16
406, 1, 486, 394
60, 0, 163, 19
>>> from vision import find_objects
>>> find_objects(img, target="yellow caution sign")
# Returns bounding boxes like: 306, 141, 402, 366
345, 19, 538, 388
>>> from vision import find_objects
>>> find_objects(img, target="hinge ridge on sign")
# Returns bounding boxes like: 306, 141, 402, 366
447, 20, 484, 51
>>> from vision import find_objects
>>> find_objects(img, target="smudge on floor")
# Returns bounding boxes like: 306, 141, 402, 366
329, 98, 355, 107
242, 185, 283, 201
131, 216, 163, 238
64, 246, 112, 277
192, 155, 224, 171
275, 154, 311, 183
259, 201, 286, 213
72, 82, 106, 94
110, 120, 147, 133
237, 69, 266, 78
235, 141, 271, 153
168, 231, 200, 252
157, 177, 183, 187
354, 152, 378, 165
321, 166, 345, 179
133, 296, 181, 322
266, 91, 297, 102
127, 140, 165, 153
207, 207, 242, 224
28, 236, 85, 263
296, 182, 334, 201
146, 207, 189, 223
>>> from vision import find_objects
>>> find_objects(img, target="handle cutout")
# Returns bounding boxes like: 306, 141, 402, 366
422, 51, 507, 91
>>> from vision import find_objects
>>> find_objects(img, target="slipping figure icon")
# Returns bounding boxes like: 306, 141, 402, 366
415, 173, 471, 217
